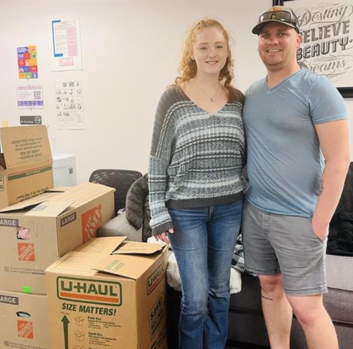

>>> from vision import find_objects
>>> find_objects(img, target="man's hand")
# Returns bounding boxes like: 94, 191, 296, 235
311, 217, 328, 242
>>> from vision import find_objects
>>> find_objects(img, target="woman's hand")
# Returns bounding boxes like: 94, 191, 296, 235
155, 228, 174, 243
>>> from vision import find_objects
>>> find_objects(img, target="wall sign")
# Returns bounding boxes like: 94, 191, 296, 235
20, 116, 42, 125
277, 0, 353, 97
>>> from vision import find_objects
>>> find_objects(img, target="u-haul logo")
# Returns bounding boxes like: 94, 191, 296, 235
57, 277, 122, 306
147, 262, 166, 295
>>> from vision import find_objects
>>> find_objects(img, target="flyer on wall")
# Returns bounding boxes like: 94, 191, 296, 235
16, 85, 44, 109
55, 80, 84, 130
49, 14, 83, 72
284, 1, 353, 90
17, 46, 38, 79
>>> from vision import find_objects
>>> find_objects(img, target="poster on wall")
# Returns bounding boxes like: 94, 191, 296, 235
16, 85, 44, 109
17, 46, 38, 79
49, 14, 83, 72
284, 1, 353, 92
55, 80, 84, 129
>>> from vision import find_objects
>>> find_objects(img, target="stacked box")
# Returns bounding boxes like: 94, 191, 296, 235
0, 290, 49, 349
0, 182, 114, 294
46, 237, 169, 349
0, 125, 54, 210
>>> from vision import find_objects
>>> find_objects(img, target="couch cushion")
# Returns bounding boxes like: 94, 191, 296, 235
97, 212, 142, 242
324, 254, 353, 323
326, 254, 353, 291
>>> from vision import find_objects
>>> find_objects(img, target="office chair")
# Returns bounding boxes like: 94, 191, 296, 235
89, 169, 142, 215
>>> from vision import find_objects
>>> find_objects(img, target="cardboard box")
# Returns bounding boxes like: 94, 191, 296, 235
46, 237, 169, 349
0, 182, 114, 294
0, 289, 49, 349
0, 125, 54, 210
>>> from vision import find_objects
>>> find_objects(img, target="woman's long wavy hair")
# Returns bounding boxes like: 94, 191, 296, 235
175, 19, 242, 102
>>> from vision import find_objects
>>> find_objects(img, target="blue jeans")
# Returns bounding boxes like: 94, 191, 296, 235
168, 200, 243, 349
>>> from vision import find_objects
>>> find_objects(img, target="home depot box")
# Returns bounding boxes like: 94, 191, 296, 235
0, 290, 49, 349
46, 237, 169, 349
0, 125, 54, 210
0, 182, 114, 294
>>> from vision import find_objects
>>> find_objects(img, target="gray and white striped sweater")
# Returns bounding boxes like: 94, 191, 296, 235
148, 85, 246, 235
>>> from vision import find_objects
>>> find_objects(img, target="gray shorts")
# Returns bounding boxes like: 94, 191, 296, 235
242, 201, 328, 296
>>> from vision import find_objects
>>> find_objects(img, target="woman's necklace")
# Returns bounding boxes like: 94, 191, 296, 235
193, 79, 221, 102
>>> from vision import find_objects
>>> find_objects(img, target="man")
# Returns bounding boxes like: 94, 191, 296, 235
242, 6, 350, 349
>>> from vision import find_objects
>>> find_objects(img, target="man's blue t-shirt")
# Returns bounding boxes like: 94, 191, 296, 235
243, 69, 347, 217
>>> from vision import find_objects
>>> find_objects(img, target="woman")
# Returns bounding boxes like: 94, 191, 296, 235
148, 18, 246, 349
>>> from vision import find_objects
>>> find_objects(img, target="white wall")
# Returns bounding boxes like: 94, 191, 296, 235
0, 0, 352, 183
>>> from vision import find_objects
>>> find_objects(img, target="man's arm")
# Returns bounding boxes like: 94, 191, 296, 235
312, 119, 350, 240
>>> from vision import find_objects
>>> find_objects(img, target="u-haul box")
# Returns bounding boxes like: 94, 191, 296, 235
45, 237, 168, 349
0, 182, 114, 294
0, 125, 54, 210
0, 290, 49, 349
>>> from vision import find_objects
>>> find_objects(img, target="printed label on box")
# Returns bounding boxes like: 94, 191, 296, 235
0, 175, 4, 191
0, 294, 19, 305
60, 212, 77, 227
0, 218, 19, 227
81, 205, 102, 242
151, 326, 167, 349
18, 243, 35, 261
149, 293, 166, 339
147, 262, 166, 295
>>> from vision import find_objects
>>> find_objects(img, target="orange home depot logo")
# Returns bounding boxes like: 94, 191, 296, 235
18, 243, 35, 261
147, 262, 166, 295
17, 320, 34, 339
57, 277, 122, 306
81, 205, 102, 242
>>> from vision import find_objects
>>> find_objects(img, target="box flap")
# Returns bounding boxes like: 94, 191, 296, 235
113, 241, 167, 255
74, 236, 127, 254
45, 252, 104, 275
0, 183, 112, 214
25, 200, 74, 217
93, 254, 157, 280
0, 125, 52, 169
48, 182, 114, 208
0, 191, 60, 212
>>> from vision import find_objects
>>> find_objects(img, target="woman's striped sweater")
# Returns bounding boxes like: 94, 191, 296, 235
148, 85, 246, 235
